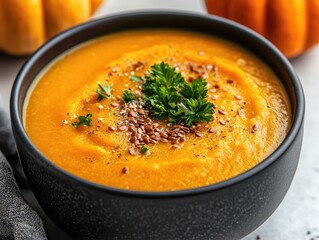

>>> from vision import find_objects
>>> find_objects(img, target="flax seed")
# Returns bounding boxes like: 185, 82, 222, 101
171, 132, 178, 137
211, 95, 218, 100
129, 110, 136, 117
149, 139, 158, 144
128, 148, 135, 155
150, 129, 157, 135
108, 126, 117, 131
145, 125, 153, 132
111, 102, 120, 107
176, 129, 185, 134
118, 125, 127, 131
143, 136, 150, 144
137, 119, 145, 125
150, 135, 157, 140
168, 136, 176, 141
137, 109, 144, 115
128, 126, 135, 132
208, 127, 217, 133
129, 118, 136, 124
154, 128, 162, 132
181, 127, 190, 133
237, 109, 244, 116
176, 133, 184, 138
235, 94, 242, 100
219, 119, 226, 125
218, 109, 228, 115
171, 139, 179, 145
195, 131, 203, 137
145, 118, 152, 123
160, 132, 168, 138
210, 88, 216, 93
122, 166, 129, 174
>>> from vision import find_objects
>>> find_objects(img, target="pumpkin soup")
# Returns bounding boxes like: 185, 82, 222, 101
24, 30, 291, 191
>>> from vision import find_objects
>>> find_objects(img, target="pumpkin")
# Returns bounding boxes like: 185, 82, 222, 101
205, 0, 319, 58
0, 0, 104, 55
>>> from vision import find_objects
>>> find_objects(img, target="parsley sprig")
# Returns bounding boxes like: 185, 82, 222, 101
142, 62, 214, 127
130, 75, 143, 82
96, 83, 112, 101
122, 90, 136, 103
72, 113, 93, 127
140, 145, 149, 154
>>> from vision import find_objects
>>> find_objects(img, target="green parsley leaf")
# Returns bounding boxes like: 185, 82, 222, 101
141, 62, 214, 127
142, 62, 184, 96
72, 113, 93, 127
180, 79, 208, 99
96, 83, 112, 101
142, 62, 184, 120
122, 90, 136, 103
140, 145, 149, 154
130, 75, 143, 82
170, 99, 215, 127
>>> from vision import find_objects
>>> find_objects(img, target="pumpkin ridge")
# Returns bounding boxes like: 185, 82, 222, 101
0, 0, 104, 55
204, 0, 229, 18
205, 0, 319, 58
0, 0, 45, 55
264, 0, 306, 57
228, 0, 267, 36
305, 0, 319, 49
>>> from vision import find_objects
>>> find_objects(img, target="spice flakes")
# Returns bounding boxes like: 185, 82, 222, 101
114, 97, 215, 155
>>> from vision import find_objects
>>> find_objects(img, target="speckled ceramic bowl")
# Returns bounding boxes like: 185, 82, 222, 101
11, 12, 305, 240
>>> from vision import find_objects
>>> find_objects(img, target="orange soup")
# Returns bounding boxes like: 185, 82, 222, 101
25, 30, 291, 191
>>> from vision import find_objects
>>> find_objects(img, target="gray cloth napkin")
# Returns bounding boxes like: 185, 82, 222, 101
0, 107, 47, 240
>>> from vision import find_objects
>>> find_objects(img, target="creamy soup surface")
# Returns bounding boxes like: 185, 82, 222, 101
25, 30, 291, 191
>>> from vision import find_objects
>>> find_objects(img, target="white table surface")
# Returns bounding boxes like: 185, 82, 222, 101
1, 1, 319, 239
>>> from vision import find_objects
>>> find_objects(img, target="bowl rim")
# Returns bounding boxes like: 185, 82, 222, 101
10, 11, 305, 198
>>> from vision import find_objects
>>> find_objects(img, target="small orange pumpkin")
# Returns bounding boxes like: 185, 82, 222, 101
0, 0, 104, 56
205, 0, 319, 58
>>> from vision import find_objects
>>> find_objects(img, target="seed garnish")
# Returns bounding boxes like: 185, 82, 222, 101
122, 166, 129, 174
218, 109, 228, 115
208, 127, 216, 133
235, 94, 242, 100
128, 148, 135, 155
253, 123, 259, 131
219, 119, 226, 125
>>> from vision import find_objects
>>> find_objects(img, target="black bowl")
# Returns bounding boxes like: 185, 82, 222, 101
11, 12, 305, 240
